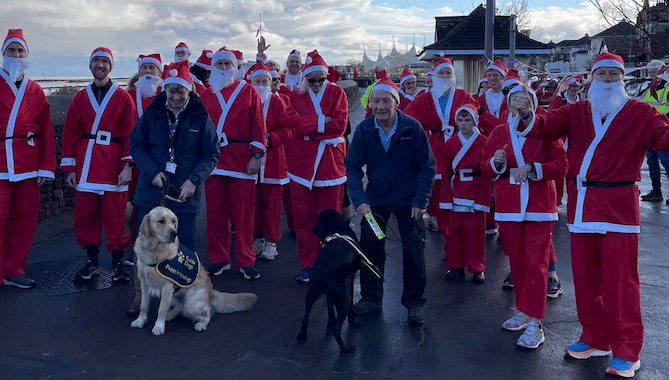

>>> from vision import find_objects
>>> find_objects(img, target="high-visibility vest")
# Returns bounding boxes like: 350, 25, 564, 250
643, 81, 669, 114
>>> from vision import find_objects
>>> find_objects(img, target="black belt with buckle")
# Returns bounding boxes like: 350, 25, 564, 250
461, 171, 481, 178
81, 133, 121, 143
226, 137, 252, 143
573, 179, 635, 188
0, 133, 38, 142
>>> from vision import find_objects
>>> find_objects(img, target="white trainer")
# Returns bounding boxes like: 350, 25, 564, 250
259, 241, 278, 261
252, 238, 266, 255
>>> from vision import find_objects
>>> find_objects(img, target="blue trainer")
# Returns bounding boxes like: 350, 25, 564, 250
3, 276, 36, 289
606, 357, 640, 378
564, 341, 612, 359
295, 268, 311, 283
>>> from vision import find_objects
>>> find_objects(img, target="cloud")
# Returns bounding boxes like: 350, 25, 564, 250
0, 0, 616, 77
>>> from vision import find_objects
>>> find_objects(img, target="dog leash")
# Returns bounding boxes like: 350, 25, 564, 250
328, 233, 384, 282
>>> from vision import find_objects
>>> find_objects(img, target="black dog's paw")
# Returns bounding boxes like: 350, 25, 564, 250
297, 332, 307, 342
340, 345, 356, 354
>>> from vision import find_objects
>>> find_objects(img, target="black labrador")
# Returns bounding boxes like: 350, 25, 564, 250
297, 209, 362, 353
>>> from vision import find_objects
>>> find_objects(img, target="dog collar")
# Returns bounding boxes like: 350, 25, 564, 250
322, 233, 384, 281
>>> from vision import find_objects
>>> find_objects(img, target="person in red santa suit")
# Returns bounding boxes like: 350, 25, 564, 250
201, 48, 266, 281
398, 68, 417, 111
172, 42, 207, 95
247, 62, 292, 261
190, 50, 213, 94
478, 60, 508, 129
287, 50, 348, 282
482, 84, 567, 350
62, 47, 137, 283
439, 104, 490, 283
475, 73, 488, 99
0, 29, 56, 290
282, 49, 303, 94
404, 57, 476, 255
513, 52, 669, 378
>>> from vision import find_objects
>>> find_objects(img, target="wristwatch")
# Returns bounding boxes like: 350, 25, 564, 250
253, 152, 263, 159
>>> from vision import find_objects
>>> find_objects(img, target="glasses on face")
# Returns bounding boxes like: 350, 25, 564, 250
307, 77, 326, 84
272, 77, 280, 82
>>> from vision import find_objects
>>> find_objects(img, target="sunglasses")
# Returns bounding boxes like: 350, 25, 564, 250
307, 78, 327, 84
272, 77, 280, 82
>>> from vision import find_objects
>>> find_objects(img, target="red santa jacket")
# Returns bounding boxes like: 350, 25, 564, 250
404, 88, 476, 180
482, 118, 567, 222
261, 94, 292, 184
287, 82, 348, 189
477, 90, 508, 136
439, 129, 491, 212
519, 99, 669, 233
201, 80, 267, 180
127, 87, 161, 118
61, 82, 137, 192
0, 73, 56, 181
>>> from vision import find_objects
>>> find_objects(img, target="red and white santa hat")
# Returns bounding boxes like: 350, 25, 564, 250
479, 73, 488, 83
212, 48, 237, 66
194, 50, 213, 70
400, 68, 416, 85
502, 69, 523, 89
288, 49, 301, 61
375, 69, 388, 80
267, 60, 280, 76
174, 42, 190, 55
507, 85, 538, 110
137, 53, 162, 71
425, 70, 434, 77
591, 52, 625, 72
568, 74, 584, 85
432, 57, 453, 73
2, 29, 28, 55
455, 103, 479, 126
233, 50, 244, 65
487, 59, 507, 76
162, 60, 193, 91
248, 61, 272, 81
302, 50, 328, 76
90, 47, 114, 68
370, 77, 400, 103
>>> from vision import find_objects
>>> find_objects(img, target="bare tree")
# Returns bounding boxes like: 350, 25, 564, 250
385, 54, 411, 75
498, 0, 532, 30
590, 0, 669, 57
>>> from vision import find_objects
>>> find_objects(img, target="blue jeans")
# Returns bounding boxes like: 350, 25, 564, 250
136, 206, 197, 251
646, 149, 669, 180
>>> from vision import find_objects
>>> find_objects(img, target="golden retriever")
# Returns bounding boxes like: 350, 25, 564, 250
131, 206, 257, 335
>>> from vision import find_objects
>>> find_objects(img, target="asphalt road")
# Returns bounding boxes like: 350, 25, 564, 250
0, 104, 667, 380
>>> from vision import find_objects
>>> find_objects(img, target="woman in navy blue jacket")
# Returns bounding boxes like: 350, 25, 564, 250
130, 77, 219, 250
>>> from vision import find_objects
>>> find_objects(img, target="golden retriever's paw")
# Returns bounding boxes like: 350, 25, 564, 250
194, 322, 208, 332
131, 317, 147, 328
152, 323, 166, 335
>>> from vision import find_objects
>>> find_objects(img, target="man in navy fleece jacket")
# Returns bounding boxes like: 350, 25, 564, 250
345, 77, 435, 326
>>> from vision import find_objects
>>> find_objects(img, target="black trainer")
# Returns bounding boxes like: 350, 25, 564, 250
472, 272, 485, 284
239, 266, 260, 280
112, 264, 131, 284
407, 307, 425, 326
502, 272, 514, 288
446, 268, 465, 281
207, 263, 231, 276
352, 299, 382, 314
547, 277, 564, 298
641, 189, 663, 202
74, 261, 100, 280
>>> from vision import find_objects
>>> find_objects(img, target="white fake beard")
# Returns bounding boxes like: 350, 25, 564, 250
136, 74, 163, 97
234, 67, 245, 80
254, 85, 272, 104
209, 68, 237, 93
431, 77, 455, 97
587, 80, 629, 119
2, 57, 30, 82
174, 55, 189, 62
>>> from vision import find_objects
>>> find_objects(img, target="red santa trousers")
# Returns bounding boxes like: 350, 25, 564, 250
74, 191, 128, 251
283, 183, 296, 234
570, 232, 643, 362
498, 221, 553, 319
0, 180, 40, 281
290, 182, 343, 269
446, 211, 485, 273
206, 176, 256, 268
254, 183, 283, 242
